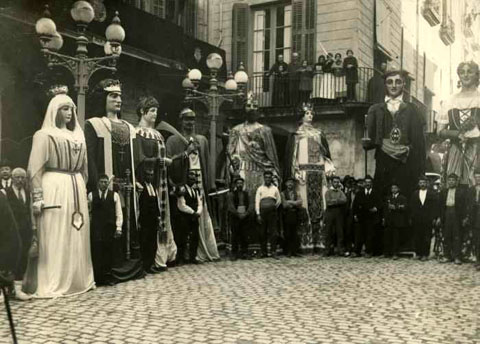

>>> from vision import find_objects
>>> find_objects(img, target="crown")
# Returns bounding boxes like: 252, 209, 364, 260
102, 79, 122, 93
301, 102, 313, 112
245, 91, 258, 111
179, 108, 195, 118
48, 84, 69, 97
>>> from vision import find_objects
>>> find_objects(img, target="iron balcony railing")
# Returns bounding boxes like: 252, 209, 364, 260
246, 66, 378, 108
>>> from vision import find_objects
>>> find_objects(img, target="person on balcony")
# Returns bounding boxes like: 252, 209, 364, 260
322, 53, 335, 101
367, 62, 388, 103
284, 103, 335, 253
312, 55, 326, 100
437, 61, 480, 188
288, 52, 301, 106
332, 53, 347, 101
343, 49, 359, 102
363, 70, 426, 199
298, 59, 313, 104
268, 54, 289, 106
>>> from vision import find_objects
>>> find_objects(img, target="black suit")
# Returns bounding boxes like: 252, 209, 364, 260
176, 185, 200, 264
0, 192, 20, 286
227, 189, 251, 258
353, 188, 381, 255
5, 186, 32, 279
410, 189, 439, 257
139, 184, 160, 270
439, 187, 470, 260
383, 193, 408, 256
470, 186, 480, 264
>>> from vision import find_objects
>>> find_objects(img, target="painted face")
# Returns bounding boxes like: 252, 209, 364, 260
58, 105, 73, 125
98, 178, 109, 192
303, 110, 313, 124
458, 64, 478, 89
106, 92, 122, 114
385, 74, 404, 98
12, 172, 26, 188
418, 180, 427, 190
143, 107, 158, 125
246, 109, 259, 123
0, 166, 11, 180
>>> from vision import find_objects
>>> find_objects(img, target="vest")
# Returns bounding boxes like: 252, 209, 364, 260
91, 190, 116, 241
233, 190, 249, 209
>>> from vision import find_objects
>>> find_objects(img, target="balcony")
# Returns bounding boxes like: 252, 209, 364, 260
439, 17, 455, 45
421, 0, 441, 27
246, 67, 376, 112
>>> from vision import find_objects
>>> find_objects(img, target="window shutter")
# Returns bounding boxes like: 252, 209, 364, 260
183, 0, 196, 37
232, 3, 249, 71
292, 0, 316, 63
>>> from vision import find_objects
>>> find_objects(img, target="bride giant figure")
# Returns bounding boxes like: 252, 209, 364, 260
24, 92, 94, 297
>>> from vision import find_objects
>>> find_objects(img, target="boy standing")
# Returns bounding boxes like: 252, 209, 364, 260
383, 182, 408, 259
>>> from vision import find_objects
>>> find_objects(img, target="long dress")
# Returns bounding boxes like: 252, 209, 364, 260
284, 123, 335, 251
24, 94, 94, 298
312, 63, 325, 99
437, 89, 480, 187
166, 133, 220, 262
85, 117, 144, 283
135, 126, 177, 268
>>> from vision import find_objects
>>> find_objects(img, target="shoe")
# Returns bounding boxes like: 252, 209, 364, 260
440, 257, 452, 263
350, 252, 358, 258
392, 255, 399, 260
454, 259, 462, 265
14, 288, 31, 301
146, 267, 160, 274
152, 266, 167, 273
420, 256, 428, 262
344, 252, 351, 257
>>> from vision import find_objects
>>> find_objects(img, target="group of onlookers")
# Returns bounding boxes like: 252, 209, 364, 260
267, 50, 359, 107
226, 169, 480, 272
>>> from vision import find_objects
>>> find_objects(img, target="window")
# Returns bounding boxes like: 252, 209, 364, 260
151, 0, 165, 18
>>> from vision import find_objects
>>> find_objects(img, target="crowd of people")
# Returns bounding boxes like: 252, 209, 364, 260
267, 50, 359, 106
1, 60, 480, 303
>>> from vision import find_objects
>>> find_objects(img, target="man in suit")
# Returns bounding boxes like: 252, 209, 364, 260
352, 175, 381, 257
281, 178, 303, 257
0, 159, 12, 191
176, 170, 202, 264
410, 175, 440, 261
4, 168, 32, 300
88, 174, 123, 285
138, 169, 163, 273
469, 171, 480, 271
362, 70, 426, 199
227, 177, 252, 260
383, 182, 408, 259
439, 173, 470, 265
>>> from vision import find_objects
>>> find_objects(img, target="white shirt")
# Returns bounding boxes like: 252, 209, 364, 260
385, 94, 404, 114
419, 189, 427, 205
88, 190, 123, 229
255, 184, 281, 215
365, 188, 372, 195
177, 185, 203, 215
145, 183, 156, 197
1, 178, 11, 189
11, 184, 26, 203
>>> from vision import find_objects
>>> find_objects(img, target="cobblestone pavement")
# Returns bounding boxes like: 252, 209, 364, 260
1, 256, 479, 344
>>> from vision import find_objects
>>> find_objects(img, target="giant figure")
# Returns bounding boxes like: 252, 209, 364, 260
166, 108, 220, 262
437, 61, 480, 187
85, 79, 144, 283
24, 93, 94, 297
134, 96, 177, 270
284, 103, 335, 251
363, 70, 426, 199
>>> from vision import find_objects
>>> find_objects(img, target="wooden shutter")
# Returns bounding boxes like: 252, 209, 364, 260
292, 0, 316, 63
232, 3, 249, 70
183, 0, 196, 37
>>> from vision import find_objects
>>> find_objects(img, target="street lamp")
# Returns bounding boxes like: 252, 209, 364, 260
35, 2, 126, 127
182, 55, 248, 184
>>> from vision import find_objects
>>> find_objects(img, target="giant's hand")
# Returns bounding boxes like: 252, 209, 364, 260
32, 200, 44, 215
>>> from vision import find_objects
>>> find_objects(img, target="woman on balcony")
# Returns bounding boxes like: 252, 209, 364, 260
322, 53, 335, 101
437, 61, 480, 187
332, 53, 347, 102
343, 50, 359, 102
298, 60, 313, 104
312, 55, 325, 100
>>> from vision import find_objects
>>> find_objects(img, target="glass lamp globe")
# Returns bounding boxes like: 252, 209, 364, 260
206, 53, 223, 70
48, 32, 64, 51
106, 12, 126, 43
225, 78, 238, 91
234, 70, 248, 84
188, 69, 202, 82
71, 1, 95, 24
35, 17, 57, 36
182, 77, 194, 89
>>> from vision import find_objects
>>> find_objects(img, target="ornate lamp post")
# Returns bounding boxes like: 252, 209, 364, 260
35, 1, 126, 127
182, 54, 248, 183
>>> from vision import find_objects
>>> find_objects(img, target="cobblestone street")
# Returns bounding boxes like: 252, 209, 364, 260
1, 256, 479, 344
